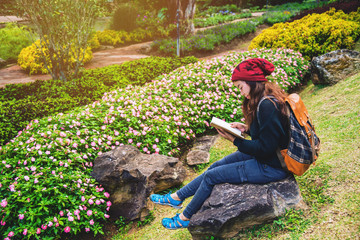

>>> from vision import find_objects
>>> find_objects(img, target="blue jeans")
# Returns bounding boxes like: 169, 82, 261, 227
176, 151, 289, 219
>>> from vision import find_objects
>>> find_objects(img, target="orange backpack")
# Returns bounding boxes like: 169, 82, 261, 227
258, 94, 321, 176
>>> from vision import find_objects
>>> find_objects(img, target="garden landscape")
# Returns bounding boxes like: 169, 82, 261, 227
0, 0, 359, 239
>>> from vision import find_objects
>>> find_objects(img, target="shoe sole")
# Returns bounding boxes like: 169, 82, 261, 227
151, 200, 183, 209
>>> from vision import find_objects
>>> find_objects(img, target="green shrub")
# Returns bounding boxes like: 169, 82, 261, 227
0, 48, 308, 239
194, 12, 252, 28
0, 56, 198, 146
152, 19, 258, 56
0, 23, 33, 62
249, 8, 360, 60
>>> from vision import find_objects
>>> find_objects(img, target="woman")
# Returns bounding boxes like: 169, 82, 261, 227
150, 58, 291, 230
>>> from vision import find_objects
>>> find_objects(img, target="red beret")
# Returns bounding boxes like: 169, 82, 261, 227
231, 58, 274, 82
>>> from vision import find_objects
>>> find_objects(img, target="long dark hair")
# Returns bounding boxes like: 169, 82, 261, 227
242, 81, 288, 126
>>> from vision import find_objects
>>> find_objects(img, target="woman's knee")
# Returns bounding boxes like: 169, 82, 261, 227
201, 171, 214, 186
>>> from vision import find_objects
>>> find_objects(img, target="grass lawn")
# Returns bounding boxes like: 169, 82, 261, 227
112, 72, 360, 239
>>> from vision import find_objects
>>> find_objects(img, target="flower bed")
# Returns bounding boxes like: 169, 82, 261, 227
151, 19, 260, 56
0, 48, 308, 239
194, 12, 252, 28
249, 9, 360, 60
0, 56, 198, 146
288, 0, 360, 22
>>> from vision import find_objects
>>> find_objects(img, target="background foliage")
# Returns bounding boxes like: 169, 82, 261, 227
249, 9, 360, 60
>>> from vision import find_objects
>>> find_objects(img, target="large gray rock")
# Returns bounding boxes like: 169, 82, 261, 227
91, 145, 186, 221
186, 135, 218, 166
188, 176, 306, 239
310, 49, 360, 85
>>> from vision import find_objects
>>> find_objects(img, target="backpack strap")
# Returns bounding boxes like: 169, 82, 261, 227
257, 96, 289, 172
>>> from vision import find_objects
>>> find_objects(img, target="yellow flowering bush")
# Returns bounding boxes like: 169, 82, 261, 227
249, 8, 360, 60
18, 39, 93, 75
95, 29, 153, 47
88, 33, 101, 50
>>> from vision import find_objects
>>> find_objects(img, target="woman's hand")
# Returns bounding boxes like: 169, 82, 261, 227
230, 122, 248, 133
216, 128, 236, 143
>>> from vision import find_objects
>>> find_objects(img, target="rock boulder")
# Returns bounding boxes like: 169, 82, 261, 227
310, 49, 360, 85
186, 135, 218, 166
91, 145, 186, 221
188, 175, 306, 239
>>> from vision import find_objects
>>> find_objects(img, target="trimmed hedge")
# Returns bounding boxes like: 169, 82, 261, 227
0, 56, 198, 146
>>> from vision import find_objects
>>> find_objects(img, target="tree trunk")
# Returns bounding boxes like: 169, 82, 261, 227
183, 0, 196, 35
167, 0, 196, 36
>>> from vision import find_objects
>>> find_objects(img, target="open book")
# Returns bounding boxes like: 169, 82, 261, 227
210, 117, 244, 139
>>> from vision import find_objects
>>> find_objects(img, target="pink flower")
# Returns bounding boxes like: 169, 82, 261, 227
64, 226, 71, 233
19, 213, 24, 220
106, 201, 112, 207
95, 200, 101, 205
36, 228, 41, 234
1, 220, 5, 225
48, 221, 53, 227
59, 211, 64, 216
104, 214, 110, 218
34, 178, 39, 184
23, 228, 28, 235
89, 219, 94, 225
41, 224, 47, 230
87, 210, 92, 216
104, 192, 110, 198
1, 199, 8, 207
8, 231, 14, 237
88, 199, 94, 205
85, 227, 90, 232
81, 196, 85, 202
128, 139, 133, 144
24, 176, 29, 181
68, 216, 74, 222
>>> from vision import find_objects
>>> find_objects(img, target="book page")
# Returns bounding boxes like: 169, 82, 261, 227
210, 117, 244, 139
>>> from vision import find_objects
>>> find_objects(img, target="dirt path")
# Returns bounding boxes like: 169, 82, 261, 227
0, 20, 267, 88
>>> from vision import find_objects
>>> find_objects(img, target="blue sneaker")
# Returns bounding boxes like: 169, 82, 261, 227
162, 213, 190, 230
149, 192, 183, 209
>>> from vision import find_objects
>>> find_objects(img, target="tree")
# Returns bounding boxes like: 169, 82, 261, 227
15, 0, 103, 81
136, 0, 196, 35
166, 0, 197, 35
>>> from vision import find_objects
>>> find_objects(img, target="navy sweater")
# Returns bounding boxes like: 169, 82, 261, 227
233, 98, 289, 169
